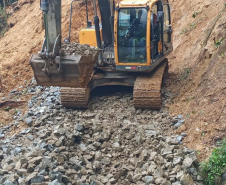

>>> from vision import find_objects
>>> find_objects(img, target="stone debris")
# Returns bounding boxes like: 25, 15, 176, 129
61, 43, 99, 56
0, 79, 204, 185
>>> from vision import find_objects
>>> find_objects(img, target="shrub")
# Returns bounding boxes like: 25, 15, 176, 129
201, 139, 226, 185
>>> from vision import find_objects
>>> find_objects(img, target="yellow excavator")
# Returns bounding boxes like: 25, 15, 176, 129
30, 0, 173, 109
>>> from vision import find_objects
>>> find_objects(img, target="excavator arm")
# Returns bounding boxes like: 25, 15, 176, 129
30, 0, 99, 88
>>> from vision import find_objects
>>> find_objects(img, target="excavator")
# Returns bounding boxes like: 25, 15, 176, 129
30, 0, 173, 109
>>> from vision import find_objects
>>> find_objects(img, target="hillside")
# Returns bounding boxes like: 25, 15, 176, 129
0, 0, 225, 160
168, 0, 226, 159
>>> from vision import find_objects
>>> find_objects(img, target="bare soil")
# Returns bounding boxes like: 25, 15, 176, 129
168, 0, 226, 160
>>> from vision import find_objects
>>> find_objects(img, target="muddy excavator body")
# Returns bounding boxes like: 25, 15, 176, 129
30, 0, 173, 109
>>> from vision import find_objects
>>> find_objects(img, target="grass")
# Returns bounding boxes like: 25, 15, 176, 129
180, 28, 188, 34
0, 4, 8, 37
215, 38, 224, 48
190, 22, 197, 29
200, 139, 226, 185
192, 11, 200, 18
185, 96, 195, 102
180, 68, 191, 81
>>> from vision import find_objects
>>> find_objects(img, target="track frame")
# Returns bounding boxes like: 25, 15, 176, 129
61, 59, 168, 109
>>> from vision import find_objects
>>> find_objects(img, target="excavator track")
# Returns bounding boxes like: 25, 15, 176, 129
133, 60, 168, 109
60, 87, 90, 108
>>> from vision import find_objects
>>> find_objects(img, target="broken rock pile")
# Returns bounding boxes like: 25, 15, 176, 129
0, 84, 204, 185
61, 43, 99, 56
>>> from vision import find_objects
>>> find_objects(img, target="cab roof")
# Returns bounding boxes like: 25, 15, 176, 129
118, 0, 168, 7
119, 0, 157, 7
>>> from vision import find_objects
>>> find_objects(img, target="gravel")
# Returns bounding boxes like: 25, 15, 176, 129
0, 78, 205, 185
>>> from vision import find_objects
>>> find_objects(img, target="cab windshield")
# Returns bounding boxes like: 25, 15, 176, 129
117, 8, 147, 63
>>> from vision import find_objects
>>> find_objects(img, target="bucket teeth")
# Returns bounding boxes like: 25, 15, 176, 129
133, 60, 168, 109
60, 87, 90, 108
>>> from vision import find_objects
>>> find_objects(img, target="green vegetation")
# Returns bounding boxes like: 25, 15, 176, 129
0, 4, 8, 37
4, 106, 11, 111
185, 96, 195, 103
215, 38, 224, 48
190, 22, 197, 29
22, 89, 28, 95
192, 11, 200, 18
180, 28, 188, 34
201, 139, 226, 185
180, 68, 191, 81
180, 21, 198, 34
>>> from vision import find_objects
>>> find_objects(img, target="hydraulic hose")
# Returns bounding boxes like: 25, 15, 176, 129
40, 0, 50, 53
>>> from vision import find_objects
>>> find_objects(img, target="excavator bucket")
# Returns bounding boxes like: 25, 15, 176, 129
30, 50, 99, 88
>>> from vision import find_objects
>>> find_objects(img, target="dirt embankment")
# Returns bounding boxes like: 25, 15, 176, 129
0, 0, 94, 95
168, 0, 226, 159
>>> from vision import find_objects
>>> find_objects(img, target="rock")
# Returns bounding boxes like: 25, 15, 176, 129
197, 175, 203, 181
48, 179, 61, 185
109, 178, 117, 184
114, 169, 127, 180
27, 134, 34, 140
25, 172, 38, 184
177, 136, 183, 142
174, 122, 182, 128
62, 175, 71, 183
144, 176, 154, 184
173, 157, 182, 165
154, 166, 164, 178
28, 156, 42, 165
93, 161, 102, 171
14, 146, 21, 155
183, 153, 197, 167
181, 133, 187, 138
30, 175, 45, 183
25, 118, 33, 126
172, 181, 182, 185
16, 169, 27, 176
147, 164, 157, 175
136, 109, 143, 115
140, 149, 148, 161
112, 142, 121, 151
162, 179, 171, 185
2, 180, 16, 185
101, 157, 111, 165
155, 177, 164, 184
180, 174, 194, 185
75, 123, 84, 131
49, 171, 62, 182
145, 130, 157, 137
133, 174, 142, 181
176, 171, 184, 181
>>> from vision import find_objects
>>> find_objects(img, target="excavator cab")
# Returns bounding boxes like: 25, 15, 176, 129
114, 0, 172, 72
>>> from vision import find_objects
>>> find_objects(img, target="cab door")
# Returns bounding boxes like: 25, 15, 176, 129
162, 3, 172, 54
